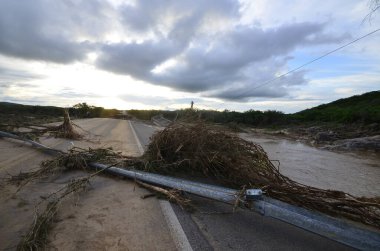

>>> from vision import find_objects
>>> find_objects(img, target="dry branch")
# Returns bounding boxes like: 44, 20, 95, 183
16, 160, 117, 250
17, 200, 58, 251
135, 180, 192, 209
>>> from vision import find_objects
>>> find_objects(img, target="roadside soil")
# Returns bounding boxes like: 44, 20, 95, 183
0, 118, 176, 251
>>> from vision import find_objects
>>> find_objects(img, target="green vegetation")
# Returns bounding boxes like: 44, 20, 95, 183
0, 102, 63, 117
128, 108, 288, 126
70, 102, 119, 118
128, 91, 380, 126
0, 102, 119, 120
291, 91, 380, 124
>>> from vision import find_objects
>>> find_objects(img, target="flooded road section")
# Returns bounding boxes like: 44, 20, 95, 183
240, 133, 380, 197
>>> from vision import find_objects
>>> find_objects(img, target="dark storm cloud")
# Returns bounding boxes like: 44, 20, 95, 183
97, 40, 182, 79
150, 22, 345, 94
0, 0, 351, 101
208, 67, 308, 100
0, 0, 111, 63
97, 0, 240, 81
97, 20, 346, 99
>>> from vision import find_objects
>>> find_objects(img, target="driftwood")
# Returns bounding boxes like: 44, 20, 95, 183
48, 109, 82, 139
135, 180, 192, 209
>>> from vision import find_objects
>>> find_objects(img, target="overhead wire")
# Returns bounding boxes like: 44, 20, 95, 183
244, 27, 380, 93
197, 28, 380, 110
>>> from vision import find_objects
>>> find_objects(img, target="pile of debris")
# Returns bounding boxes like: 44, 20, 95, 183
139, 122, 380, 228
48, 109, 82, 140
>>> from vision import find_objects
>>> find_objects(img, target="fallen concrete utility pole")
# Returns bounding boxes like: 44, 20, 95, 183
1, 131, 379, 250
0, 131, 62, 155
89, 162, 380, 250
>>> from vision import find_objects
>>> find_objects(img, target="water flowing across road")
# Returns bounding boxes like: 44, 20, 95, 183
241, 133, 380, 197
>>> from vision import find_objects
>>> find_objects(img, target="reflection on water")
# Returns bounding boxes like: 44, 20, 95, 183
240, 133, 380, 197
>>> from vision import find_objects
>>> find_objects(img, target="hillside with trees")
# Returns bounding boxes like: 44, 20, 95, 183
290, 91, 380, 124
129, 91, 380, 126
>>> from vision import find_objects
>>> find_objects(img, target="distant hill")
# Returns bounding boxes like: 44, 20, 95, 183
0, 102, 63, 116
291, 91, 380, 124
0, 102, 119, 118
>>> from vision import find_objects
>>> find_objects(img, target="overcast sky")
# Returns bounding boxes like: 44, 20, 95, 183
0, 0, 379, 113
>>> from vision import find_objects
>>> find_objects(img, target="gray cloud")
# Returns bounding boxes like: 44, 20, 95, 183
97, 20, 347, 99
150, 22, 345, 93
97, 40, 182, 79
0, 0, 112, 63
0, 0, 353, 102
120, 0, 239, 33
0, 81, 38, 92
209, 66, 308, 101
97, 0, 240, 80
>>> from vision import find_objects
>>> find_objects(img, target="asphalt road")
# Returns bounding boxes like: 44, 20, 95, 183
129, 120, 353, 251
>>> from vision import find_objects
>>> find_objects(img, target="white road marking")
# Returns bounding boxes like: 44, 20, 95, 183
128, 120, 144, 155
160, 200, 193, 251
128, 120, 193, 251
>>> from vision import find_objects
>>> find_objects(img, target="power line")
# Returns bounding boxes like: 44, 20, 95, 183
247, 27, 380, 93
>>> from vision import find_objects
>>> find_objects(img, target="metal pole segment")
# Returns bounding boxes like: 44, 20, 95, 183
1, 130, 379, 250
255, 197, 380, 250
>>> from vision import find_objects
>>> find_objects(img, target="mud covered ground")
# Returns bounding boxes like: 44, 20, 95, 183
0, 118, 176, 251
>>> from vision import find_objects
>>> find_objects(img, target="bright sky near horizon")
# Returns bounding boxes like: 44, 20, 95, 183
0, 0, 379, 113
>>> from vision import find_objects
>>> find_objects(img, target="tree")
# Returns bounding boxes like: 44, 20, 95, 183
72, 102, 91, 118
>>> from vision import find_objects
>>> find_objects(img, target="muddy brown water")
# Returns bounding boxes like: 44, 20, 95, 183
241, 133, 380, 197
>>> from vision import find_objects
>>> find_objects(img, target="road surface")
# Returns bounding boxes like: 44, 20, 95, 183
0, 118, 354, 250
0, 118, 176, 250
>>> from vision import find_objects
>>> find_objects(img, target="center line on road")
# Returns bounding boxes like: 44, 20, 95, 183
128, 120, 144, 155
160, 200, 193, 251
